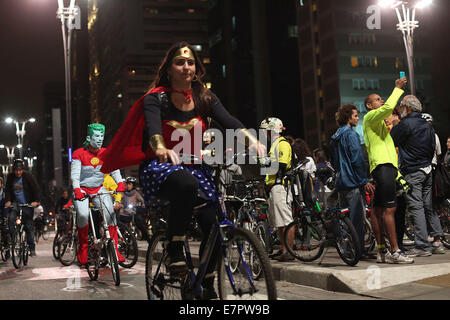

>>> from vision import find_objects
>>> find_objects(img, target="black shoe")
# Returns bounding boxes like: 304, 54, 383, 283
269, 249, 283, 259
30, 250, 37, 257
200, 287, 218, 300
166, 240, 188, 276
4, 249, 10, 260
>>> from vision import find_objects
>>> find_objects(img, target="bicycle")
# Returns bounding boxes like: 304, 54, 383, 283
283, 162, 361, 266
8, 204, 34, 269
436, 198, 450, 249
53, 206, 74, 260
0, 216, 12, 262
34, 214, 50, 243
84, 190, 121, 286
145, 153, 277, 300
117, 219, 139, 269
58, 206, 79, 266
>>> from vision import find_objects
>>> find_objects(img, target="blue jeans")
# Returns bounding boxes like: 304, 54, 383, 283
338, 188, 365, 254
7, 206, 35, 251
405, 170, 443, 251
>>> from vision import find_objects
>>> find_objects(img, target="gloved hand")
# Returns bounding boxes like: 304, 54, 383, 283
116, 182, 126, 192
63, 199, 73, 209
396, 176, 410, 196
74, 188, 86, 201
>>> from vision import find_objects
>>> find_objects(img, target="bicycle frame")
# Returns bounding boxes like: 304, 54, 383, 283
86, 191, 119, 262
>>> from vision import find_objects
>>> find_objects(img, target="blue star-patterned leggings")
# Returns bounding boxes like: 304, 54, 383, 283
139, 159, 217, 238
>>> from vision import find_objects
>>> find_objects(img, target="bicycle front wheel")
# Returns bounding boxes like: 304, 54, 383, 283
217, 227, 277, 300
285, 218, 325, 262
42, 227, 49, 241
118, 223, 138, 268
52, 231, 62, 260
107, 239, 120, 286
59, 235, 77, 266
11, 230, 23, 269
335, 217, 361, 266
145, 232, 186, 300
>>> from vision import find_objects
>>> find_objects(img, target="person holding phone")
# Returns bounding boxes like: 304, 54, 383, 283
363, 77, 414, 264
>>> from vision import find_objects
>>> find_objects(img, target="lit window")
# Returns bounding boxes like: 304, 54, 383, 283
117, 93, 123, 99
288, 25, 298, 38
192, 45, 202, 52
232, 16, 237, 31
203, 57, 211, 64
351, 56, 358, 68
187, 8, 195, 13
222, 65, 226, 78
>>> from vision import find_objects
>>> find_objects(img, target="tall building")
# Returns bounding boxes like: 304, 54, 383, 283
86, 0, 210, 175
297, 0, 435, 149
207, 0, 302, 137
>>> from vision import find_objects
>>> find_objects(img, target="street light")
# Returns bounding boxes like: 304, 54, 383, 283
4, 117, 37, 159
378, 0, 433, 95
24, 156, 38, 171
0, 144, 20, 165
57, 0, 80, 185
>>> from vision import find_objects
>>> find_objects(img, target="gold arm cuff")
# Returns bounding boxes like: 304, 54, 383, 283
240, 129, 259, 146
149, 134, 166, 151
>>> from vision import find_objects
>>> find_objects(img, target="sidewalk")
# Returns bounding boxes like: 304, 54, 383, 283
136, 239, 450, 299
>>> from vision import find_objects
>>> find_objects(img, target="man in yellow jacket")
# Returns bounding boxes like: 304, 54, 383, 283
363, 77, 413, 264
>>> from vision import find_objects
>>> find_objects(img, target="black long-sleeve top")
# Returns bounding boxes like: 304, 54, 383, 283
142, 92, 244, 153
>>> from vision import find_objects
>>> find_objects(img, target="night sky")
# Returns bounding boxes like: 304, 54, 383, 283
0, 0, 64, 154
0, 0, 449, 165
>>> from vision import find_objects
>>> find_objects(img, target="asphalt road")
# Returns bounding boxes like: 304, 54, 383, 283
0, 233, 374, 301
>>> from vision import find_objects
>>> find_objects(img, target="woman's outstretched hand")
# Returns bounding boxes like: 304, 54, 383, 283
155, 148, 180, 165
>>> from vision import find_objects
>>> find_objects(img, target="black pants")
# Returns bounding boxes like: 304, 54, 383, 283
135, 207, 150, 242
395, 195, 407, 249
159, 170, 220, 276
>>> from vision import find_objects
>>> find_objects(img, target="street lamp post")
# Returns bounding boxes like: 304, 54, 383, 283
378, 0, 433, 96
1, 164, 9, 176
5, 117, 35, 159
24, 156, 38, 172
57, 0, 80, 185
0, 144, 20, 166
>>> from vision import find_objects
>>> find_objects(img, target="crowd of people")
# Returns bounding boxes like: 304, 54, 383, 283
0, 43, 449, 301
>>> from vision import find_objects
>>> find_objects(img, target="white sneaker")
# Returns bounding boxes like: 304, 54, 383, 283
386, 250, 414, 264
432, 242, 446, 254
377, 250, 386, 263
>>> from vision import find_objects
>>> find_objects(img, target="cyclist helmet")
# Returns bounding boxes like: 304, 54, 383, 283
125, 176, 137, 185
421, 113, 433, 123
12, 159, 25, 170
260, 117, 285, 134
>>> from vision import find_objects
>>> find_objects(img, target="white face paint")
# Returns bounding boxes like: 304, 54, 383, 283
88, 130, 104, 149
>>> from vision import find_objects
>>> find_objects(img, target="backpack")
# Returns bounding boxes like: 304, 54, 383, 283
433, 163, 450, 199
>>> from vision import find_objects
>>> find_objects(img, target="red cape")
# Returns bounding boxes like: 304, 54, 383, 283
100, 87, 169, 173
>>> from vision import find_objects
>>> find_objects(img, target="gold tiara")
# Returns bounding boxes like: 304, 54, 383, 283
173, 46, 194, 60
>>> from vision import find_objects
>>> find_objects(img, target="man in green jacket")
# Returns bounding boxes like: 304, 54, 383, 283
363, 77, 413, 264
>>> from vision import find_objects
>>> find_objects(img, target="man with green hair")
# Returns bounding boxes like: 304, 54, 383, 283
71, 123, 126, 265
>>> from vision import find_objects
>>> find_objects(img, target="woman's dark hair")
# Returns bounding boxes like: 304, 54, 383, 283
336, 104, 358, 126
292, 138, 312, 162
149, 41, 212, 121
313, 148, 328, 163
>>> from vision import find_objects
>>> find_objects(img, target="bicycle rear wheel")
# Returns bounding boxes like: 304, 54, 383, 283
11, 230, 23, 269
217, 227, 277, 300
363, 218, 376, 253
145, 232, 185, 300
118, 223, 138, 268
284, 218, 325, 262
335, 217, 361, 266
59, 235, 77, 266
107, 239, 120, 286
255, 221, 272, 254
